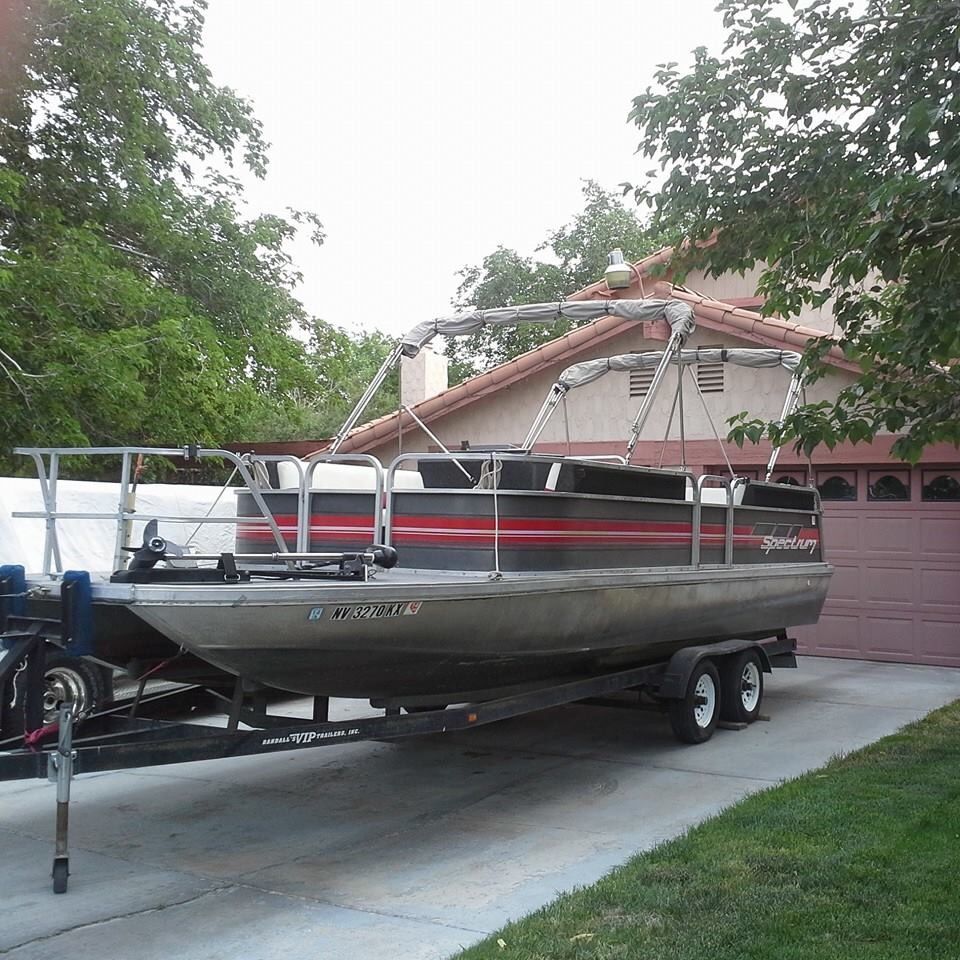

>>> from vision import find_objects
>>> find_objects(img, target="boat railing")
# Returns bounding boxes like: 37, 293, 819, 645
11, 446, 317, 575
696, 475, 736, 565
300, 452, 385, 552
384, 451, 716, 570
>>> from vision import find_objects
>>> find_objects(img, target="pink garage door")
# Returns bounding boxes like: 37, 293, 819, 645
778, 465, 960, 666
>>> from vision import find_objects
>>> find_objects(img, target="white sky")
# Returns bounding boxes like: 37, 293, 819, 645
202, 0, 726, 337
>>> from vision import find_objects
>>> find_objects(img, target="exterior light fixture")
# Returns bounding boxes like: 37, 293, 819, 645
603, 248, 633, 290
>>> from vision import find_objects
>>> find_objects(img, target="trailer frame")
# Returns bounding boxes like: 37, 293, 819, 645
0, 625, 796, 894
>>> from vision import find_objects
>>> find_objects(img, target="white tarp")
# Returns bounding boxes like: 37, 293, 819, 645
0, 478, 237, 575
556, 347, 802, 390
400, 298, 697, 357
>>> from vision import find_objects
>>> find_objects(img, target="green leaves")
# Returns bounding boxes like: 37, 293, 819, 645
445, 182, 668, 381
0, 0, 343, 470
628, 0, 960, 462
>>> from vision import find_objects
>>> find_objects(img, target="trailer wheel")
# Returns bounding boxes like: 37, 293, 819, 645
42, 654, 113, 725
52, 858, 69, 894
668, 660, 721, 744
720, 649, 764, 724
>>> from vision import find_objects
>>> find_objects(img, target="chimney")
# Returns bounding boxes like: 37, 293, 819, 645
400, 347, 448, 407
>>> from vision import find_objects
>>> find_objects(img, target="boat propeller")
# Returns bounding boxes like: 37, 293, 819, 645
125, 519, 189, 571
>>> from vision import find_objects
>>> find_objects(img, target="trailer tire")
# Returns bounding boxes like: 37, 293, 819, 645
668, 659, 720, 744
42, 654, 113, 725
52, 858, 69, 894
719, 649, 763, 724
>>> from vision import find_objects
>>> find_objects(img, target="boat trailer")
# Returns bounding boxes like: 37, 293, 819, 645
0, 565, 797, 894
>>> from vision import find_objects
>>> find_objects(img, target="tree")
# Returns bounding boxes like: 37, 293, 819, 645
0, 0, 333, 472
627, 0, 960, 461
446, 182, 665, 382
244, 321, 399, 442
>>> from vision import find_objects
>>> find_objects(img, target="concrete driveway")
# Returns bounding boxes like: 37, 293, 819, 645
2, 657, 959, 959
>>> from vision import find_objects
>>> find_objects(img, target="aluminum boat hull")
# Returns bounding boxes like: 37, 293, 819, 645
105, 562, 832, 698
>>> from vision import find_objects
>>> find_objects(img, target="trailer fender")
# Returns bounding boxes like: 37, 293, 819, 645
657, 640, 773, 701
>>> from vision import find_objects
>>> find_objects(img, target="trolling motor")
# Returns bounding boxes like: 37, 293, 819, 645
368, 545, 399, 569
124, 519, 187, 571
113, 521, 399, 584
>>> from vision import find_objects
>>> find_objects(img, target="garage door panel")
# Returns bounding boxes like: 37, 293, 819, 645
824, 515, 859, 551
863, 565, 915, 605
824, 563, 861, 601
862, 616, 916, 659
920, 569, 960, 607
807, 613, 862, 655
919, 517, 960, 558
863, 516, 915, 555
917, 620, 960, 666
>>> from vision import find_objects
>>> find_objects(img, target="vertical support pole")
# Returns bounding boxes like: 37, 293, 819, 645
764, 373, 803, 482
301, 485, 313, 556
50, 705, 74, 893
312, 696, 329, 723
625, 331, 684, 461
227, 676, 244, 732
36, 452, 63, 575
724, 500, 734, 565
691, 491, 701, 569
112, 451, 133, 573
50, 453, 63, 573
676, 352, 686, 471
292, 457, 309, 554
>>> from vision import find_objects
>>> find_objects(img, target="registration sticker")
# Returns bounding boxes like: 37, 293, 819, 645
324, 601, 424, 622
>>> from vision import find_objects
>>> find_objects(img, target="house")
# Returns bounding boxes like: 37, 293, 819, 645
248, 248, 960, 668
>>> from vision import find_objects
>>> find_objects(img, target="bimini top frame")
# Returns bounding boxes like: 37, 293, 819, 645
328, 298, 697, 454
521, 347, 805, 480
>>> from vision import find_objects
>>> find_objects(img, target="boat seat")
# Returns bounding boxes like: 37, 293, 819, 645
544, 462, 687, 500
690, 478, 748, 506
275, 458, 423, 492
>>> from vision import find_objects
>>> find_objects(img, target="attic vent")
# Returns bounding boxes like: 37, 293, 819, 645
696, 346, 725, 394
629, 367, 656, 398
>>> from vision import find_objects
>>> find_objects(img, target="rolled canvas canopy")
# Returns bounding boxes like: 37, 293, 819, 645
400, 298, 696, 357
556, 348, 802, 391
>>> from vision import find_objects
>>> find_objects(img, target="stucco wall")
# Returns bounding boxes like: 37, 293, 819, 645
369, 325, 851, 464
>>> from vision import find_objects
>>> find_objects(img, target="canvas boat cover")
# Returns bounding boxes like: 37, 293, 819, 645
400, 298, 696, 357
555, 348, 802, 391
0, 478, 236, 575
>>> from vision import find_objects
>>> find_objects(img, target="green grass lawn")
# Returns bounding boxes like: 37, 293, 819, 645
455, 700, 960, 960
